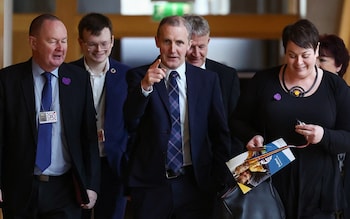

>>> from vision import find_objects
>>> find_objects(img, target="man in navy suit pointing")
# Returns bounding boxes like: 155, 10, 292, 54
124, 15, 233, 219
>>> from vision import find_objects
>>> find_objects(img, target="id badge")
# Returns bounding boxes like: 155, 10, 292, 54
39, 111, 57, 124
98, 129, 105, 142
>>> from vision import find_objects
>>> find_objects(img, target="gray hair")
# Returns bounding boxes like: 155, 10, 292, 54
183, 14, 210, 37
157, 15, 192, 41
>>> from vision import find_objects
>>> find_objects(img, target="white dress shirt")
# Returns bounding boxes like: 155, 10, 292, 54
84, 59, 108, 157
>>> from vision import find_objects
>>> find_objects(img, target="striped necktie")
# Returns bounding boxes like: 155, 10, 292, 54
166, 71, 183, 172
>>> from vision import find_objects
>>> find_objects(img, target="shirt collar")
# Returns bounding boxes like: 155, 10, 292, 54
32, 60, 59, 78
161, 62, 186, 80
84, 58, 110, 76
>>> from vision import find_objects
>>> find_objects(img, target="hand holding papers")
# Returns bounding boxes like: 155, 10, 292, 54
226, 138, 297, 194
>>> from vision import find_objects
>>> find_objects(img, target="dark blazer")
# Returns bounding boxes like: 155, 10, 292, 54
205, 58, 243, 156
343, 156, 350, 218
205, 58, 240, 119
71, 57, 130, 179
124, 61, 231, 190
0, 59, 100, 210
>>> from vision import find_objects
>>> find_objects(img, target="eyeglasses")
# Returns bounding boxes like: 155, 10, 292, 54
83, 40, 112, 51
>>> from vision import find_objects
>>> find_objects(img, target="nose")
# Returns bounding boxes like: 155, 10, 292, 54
170, 43, 177, 53
193, 47, 200, 56
296, 56, 303, 64
56, 41, 65, 50
96, 44, 104, 51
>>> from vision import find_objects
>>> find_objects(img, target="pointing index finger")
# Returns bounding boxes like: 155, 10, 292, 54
150, 59, 161, 70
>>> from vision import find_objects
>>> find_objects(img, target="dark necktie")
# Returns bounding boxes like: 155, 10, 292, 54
167, 71, 183, 172
35, 72, 52, 172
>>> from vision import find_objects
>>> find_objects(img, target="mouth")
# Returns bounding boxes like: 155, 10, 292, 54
93, 52, 107, 57
187, 56, 200, 61
292, 65, 305, 71
52, 54, 64, 60
168, 55, 177, 59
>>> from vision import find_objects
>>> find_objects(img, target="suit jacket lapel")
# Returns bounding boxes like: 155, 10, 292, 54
21, 62, 37, 140
154, 79, 171, 116
185, 64, 200, 110
58, 65, 72, 122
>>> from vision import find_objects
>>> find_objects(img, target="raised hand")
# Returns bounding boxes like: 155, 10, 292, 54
141, 59, 166, 91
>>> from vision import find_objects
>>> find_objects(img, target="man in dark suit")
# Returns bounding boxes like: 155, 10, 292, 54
124, 15, 232, 219
0, 14, 100, 219
183, 15, 242, 156
71, 13, 130, 219
183, 14, 245, 218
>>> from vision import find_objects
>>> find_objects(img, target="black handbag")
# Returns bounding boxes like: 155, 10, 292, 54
219, 180, 286, 219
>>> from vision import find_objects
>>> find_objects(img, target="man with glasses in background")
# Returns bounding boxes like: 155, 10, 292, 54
71, 13, 130, 219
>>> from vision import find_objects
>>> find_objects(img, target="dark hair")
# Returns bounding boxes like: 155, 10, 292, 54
282, 19, 319, 53
319, 34, 350, 78
29, 13, 61, 37
157, 15, 192, 41
78, 13, 113, 39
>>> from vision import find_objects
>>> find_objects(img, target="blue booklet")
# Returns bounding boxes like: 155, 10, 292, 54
226, 138, 295, 194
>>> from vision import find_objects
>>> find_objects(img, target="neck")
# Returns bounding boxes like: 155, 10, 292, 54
86, 59, 107, 74
281, 65, 318, 97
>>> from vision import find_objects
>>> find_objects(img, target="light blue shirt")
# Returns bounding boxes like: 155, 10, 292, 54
32, 61, 71, 175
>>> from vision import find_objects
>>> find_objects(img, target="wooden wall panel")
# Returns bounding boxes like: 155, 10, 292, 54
339, 0, 350, 85
11, 13, 299, 64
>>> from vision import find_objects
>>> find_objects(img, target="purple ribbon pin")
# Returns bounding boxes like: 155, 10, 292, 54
62, 77, 71, 85
273, 93, 281, 101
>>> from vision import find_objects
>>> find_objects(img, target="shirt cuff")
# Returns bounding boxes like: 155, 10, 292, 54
141, 84, 153, 96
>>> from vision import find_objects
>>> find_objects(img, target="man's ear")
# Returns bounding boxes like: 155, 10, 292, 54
29, 36, 37, 50
111, 35, 115, 47
155, 36, 160, 48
